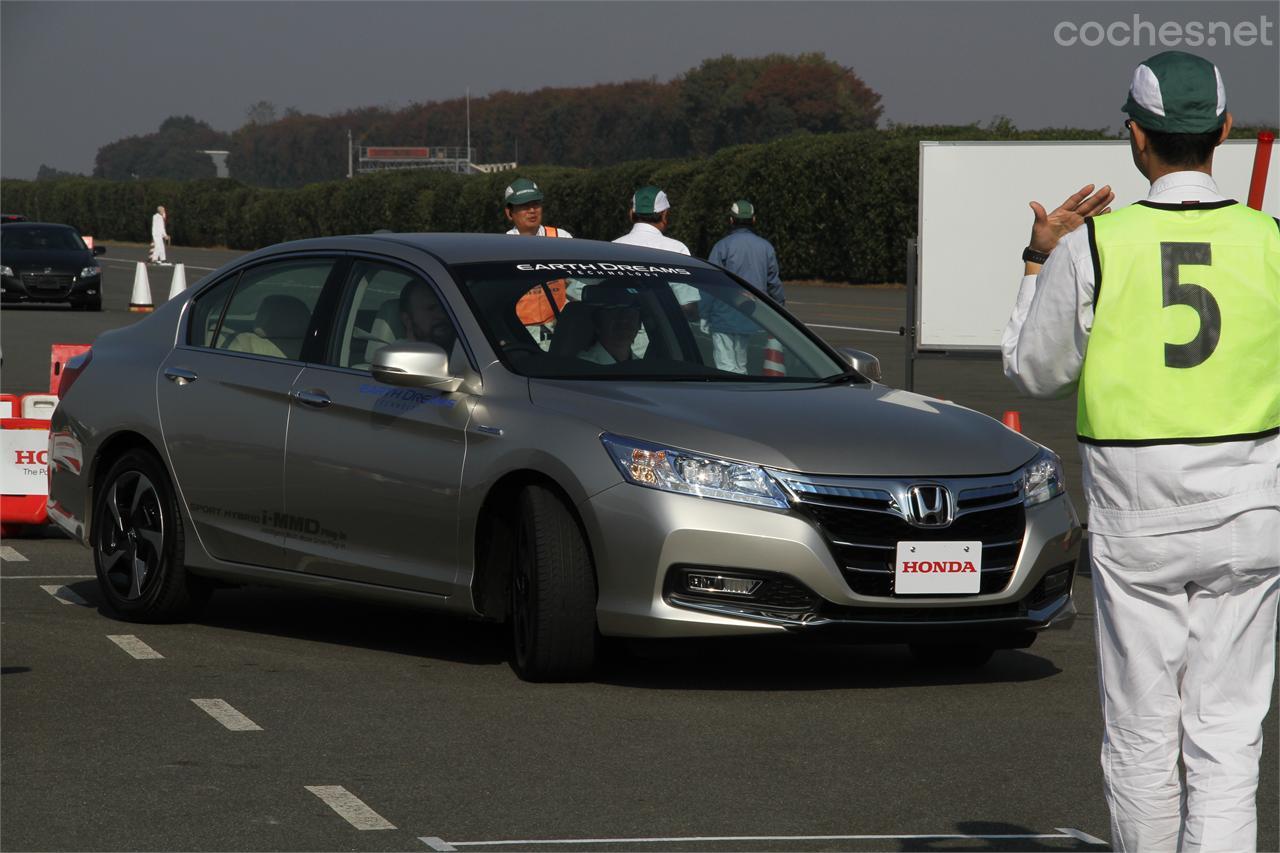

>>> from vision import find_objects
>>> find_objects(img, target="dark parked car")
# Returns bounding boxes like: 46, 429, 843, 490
1, 222, 106, 310
1, 213, 27, 223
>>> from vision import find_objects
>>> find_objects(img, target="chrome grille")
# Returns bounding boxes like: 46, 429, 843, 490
773, 471, 1026, 598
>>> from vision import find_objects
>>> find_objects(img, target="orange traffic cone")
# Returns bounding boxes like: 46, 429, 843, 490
129, 262, 154, 313
1001, 410, 1022, 432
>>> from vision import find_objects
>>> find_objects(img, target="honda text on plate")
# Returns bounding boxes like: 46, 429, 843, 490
48, 234, 1082, 680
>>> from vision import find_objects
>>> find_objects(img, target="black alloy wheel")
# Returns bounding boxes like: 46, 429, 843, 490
93, 449, 209, 621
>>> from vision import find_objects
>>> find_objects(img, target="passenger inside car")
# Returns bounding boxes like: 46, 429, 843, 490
226, 294, 311, 360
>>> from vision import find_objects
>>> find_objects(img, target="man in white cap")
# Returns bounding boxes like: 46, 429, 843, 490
1003, 51, 1279, 853
150, 205, 170, 265
614, 186, 700, 325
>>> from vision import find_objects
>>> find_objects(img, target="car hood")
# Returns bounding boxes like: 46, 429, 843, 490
528, 379, 1041, 477
2, 249, 92, 271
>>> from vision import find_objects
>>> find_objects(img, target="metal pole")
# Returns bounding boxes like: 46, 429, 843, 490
347, 129, 353, 179
466, 88, 472, 171
905, 237, 918, 392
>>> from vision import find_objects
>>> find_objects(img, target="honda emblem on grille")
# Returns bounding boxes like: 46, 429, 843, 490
906, 484, 952, 528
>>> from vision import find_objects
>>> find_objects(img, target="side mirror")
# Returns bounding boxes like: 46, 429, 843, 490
93, 245, 107, 256
371, 342, 462, 391
837, 347, 882, 383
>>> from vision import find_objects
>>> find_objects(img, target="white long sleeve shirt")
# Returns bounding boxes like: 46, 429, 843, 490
1002, 171, 1279, 536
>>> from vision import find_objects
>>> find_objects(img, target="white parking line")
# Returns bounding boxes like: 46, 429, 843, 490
424, 828, 1108, 847
40, 585, 90, 606
107, 634, 164, 660
3, 575, 94, 579
306, 786, 396, 830
1059, 827, 1109, 845
0, 546, 29, 562
805, 322, 901, 335
191, 698, 262, 731
97, 258, 217, 272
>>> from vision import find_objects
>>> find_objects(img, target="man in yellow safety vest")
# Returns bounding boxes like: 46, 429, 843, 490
1003, 51, 1279, 853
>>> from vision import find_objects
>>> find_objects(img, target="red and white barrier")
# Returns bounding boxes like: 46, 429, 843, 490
1, 343, 90, 536
1, 417, 51, 535
762, 337, 786, 377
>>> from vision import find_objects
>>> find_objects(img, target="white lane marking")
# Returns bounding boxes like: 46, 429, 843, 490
3, 575, 94, 579
306, 786, 396, 830
805, 322, 901, 335
97, 258, 216, 272
1058, 826, 1110, 846
0, 546, 29, 562
107, 634, 164, 659
40, 585, 89, 606
434, 831, 1083, 847
191, 698, 263, 731
422, 839, 457, 852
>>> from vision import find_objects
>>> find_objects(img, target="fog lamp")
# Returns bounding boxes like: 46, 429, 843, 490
686, 573, 762, 596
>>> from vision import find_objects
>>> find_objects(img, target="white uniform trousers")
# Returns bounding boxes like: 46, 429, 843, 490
711, 331, 749, 374
1091, 508, 1280, 853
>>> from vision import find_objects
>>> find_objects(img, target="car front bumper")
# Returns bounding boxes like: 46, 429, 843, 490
1, 272, 99, 303
581, 483, 1082, 641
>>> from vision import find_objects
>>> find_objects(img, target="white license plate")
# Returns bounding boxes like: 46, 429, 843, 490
894, 541, 982, 595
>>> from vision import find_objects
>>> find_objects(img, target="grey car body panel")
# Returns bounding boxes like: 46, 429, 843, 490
526, 380, 1039, 477
49, 233, 1082, 641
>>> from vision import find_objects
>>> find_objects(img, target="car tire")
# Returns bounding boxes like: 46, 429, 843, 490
509, 484, 598, 682
93, 449, 210, 622
909, 643, 995, 668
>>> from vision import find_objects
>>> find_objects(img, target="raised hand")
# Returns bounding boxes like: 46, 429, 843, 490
1028, 184, 1114, 254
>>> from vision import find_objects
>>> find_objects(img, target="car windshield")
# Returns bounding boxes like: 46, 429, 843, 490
1, 225, 85, 252
452, 260, 849, 382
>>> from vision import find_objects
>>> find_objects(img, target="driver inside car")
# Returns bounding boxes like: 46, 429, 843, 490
577, 303, 642, 365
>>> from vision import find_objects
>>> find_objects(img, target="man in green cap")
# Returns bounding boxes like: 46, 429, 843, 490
502, 177, 575, 344
613, 186, 700, 351
502, 177, 572, 239
1003, 51, 1279, 852
703, 200, 784, 372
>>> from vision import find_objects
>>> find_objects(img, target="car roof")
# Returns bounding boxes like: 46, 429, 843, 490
255, 233, 718, 269
1, 221, 77, 230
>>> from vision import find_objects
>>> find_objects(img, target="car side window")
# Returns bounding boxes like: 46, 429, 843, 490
213, 259, 334, 361
187, 274, 238, 348
328, 261, 457, 370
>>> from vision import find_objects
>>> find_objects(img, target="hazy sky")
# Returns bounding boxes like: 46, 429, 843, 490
2, 1, 1276, 179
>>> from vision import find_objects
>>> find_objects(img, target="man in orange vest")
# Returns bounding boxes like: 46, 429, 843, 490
503, 178, 575, 346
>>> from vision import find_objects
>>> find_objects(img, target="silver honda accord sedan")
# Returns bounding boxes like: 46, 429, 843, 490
47, 234, 1081, 680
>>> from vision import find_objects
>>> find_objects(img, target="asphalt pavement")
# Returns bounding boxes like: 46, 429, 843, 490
1, 242, 1276, 851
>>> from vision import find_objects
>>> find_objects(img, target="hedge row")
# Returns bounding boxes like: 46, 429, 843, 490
1, 127, 1106, 282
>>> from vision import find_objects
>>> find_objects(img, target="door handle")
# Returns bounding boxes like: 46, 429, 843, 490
292, 389, 331, 408
163, 367, 198, 385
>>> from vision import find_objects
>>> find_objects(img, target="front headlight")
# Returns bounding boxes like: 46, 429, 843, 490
601, 433, 789, 509
1022, 448, 1065, 506
79, 266, 100, 278
0, 265, 13, 277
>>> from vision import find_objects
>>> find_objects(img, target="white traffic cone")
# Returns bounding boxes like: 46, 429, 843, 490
762, 337, 786, 376
168, 263, 188, 300
129, 262, 154, 313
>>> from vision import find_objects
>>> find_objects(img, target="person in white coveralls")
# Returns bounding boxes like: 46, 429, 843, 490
1003, 51, 1279, 853
150, 205, 170, 265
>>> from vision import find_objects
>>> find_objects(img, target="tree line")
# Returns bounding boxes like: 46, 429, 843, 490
7, 122, 1118, 284
89, 54, 883, 187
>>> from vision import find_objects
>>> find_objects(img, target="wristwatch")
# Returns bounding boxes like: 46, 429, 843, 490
1022, 246, 1051, 264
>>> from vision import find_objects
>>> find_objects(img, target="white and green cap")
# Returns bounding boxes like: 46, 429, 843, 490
730, 199, 755, 220
632, 186, 670, 215
503, 177, 543, 206
1123, 51, 1226, 134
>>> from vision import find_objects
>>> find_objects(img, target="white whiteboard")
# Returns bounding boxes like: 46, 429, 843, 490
917, 140, 1280, 351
